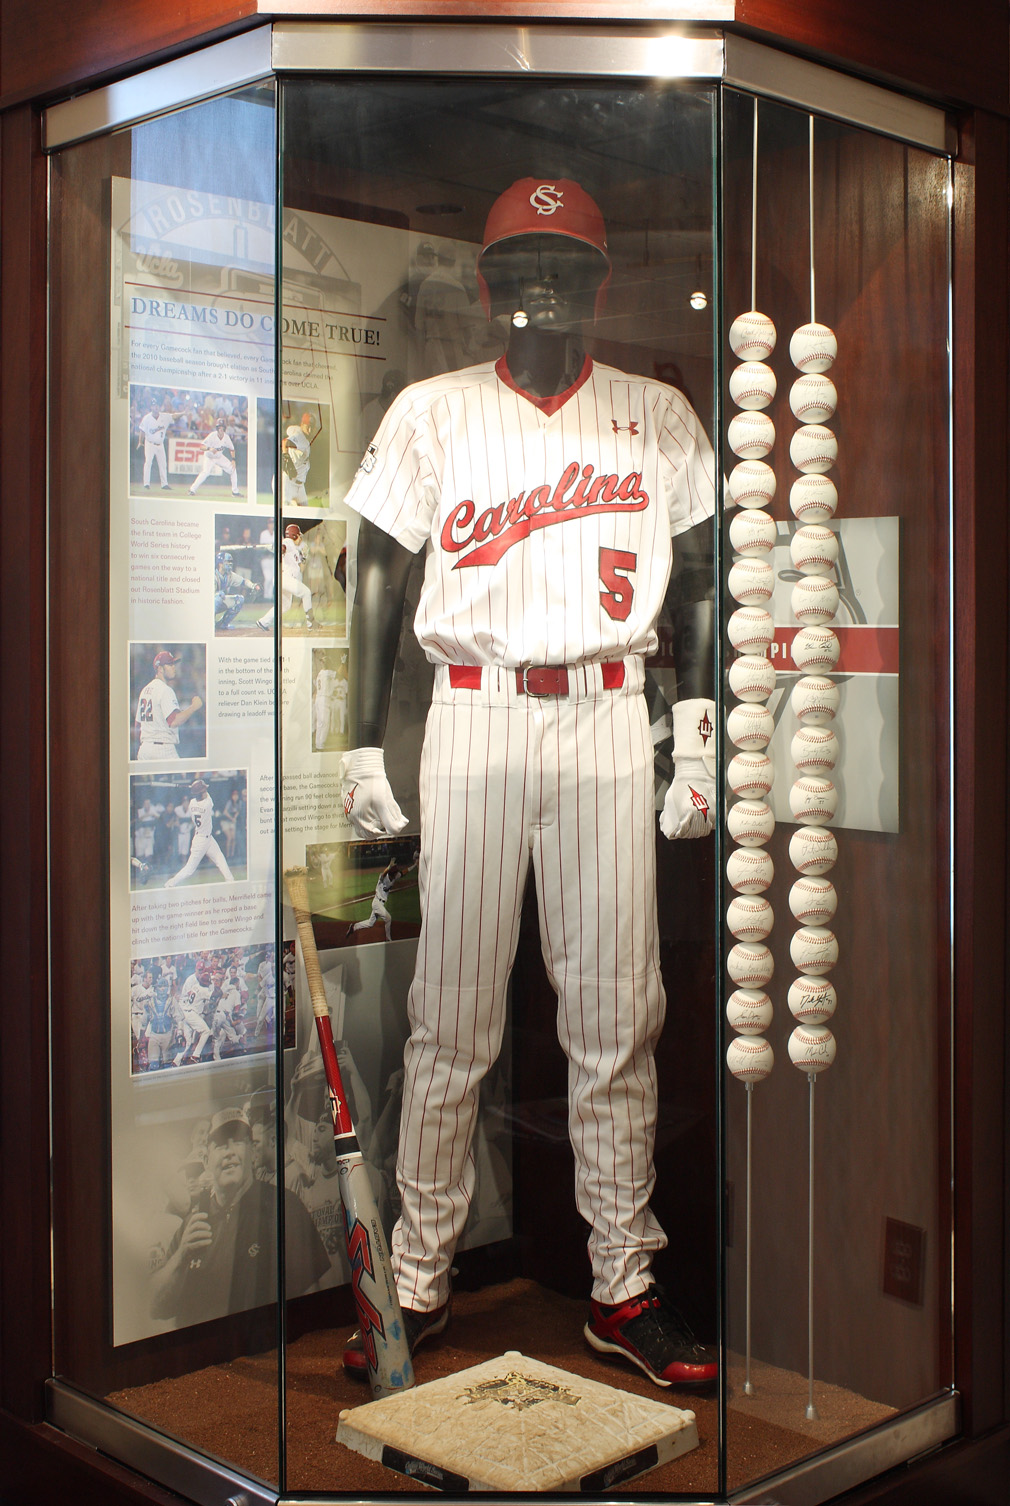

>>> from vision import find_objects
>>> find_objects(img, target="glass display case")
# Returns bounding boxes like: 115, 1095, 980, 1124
44, 23, 954, 1505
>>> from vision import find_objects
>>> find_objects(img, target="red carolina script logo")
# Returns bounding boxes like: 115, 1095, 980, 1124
442, 461, 649, 568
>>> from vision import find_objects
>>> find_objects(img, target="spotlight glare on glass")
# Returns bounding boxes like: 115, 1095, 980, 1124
690, 290, 709, 311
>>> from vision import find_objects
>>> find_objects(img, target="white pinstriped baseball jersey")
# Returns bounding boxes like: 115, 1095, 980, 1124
344, 352, 717, 1313
344, 356, 716, 666
135, 677, 181, 747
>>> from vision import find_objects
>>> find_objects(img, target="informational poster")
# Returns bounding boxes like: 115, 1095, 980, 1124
109, 181, 511, 1344
761, 515, 900, 834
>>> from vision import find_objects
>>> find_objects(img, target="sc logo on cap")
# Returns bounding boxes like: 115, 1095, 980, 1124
529, 184, 564, 216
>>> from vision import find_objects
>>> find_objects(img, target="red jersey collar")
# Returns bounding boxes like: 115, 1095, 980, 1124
495, 352, 593, 415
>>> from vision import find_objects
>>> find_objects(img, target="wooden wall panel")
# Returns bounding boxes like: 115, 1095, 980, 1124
732, 0, 1009, 116
0, 104, 53, 1425
2, 1, 1009, 116
951, 109, 1010, 1439
0, 0, 258, 109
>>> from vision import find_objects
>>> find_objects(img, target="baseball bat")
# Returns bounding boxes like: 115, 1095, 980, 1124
284, 867, 414, 1398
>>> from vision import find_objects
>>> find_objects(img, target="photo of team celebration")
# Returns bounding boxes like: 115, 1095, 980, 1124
128, 940, 291, 1076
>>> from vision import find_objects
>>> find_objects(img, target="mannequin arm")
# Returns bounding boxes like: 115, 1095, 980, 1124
659, 518, 717, 840
667, 518, 716, 701
348, 518, 416, 747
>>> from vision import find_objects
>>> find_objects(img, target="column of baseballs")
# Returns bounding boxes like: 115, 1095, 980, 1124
785, 322, 842, 1075
723, 311, 781, 1087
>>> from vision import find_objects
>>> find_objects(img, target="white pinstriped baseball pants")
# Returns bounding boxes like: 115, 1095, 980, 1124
391, 659, 667, 1310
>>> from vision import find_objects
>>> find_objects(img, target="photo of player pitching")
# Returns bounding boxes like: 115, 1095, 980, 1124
304, 839, 421, 948
130, 642, 206, 762
311, 648, 350, 752
129, 385, 249, 500
129, 769, 247, 890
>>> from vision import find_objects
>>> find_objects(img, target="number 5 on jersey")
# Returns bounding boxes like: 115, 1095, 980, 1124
599, 547, 637, 622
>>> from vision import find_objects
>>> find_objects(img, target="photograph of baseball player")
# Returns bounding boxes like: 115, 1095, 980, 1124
280, 400, 330, 508
212, 515, 276, 634
337, 178, 719, 1389
128, 385, 249, 499
129, 943, 280, 1076
304, 838, 421, 948
257, 517, 347, 637
129, 769, 248, 890
310, 647, 350, 752
130, 642, 206, 762
148, 1102, 330, 1328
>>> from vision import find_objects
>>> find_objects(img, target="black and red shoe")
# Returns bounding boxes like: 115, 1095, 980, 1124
342, 1299, 450, 1380
585, 1286, 717, 1387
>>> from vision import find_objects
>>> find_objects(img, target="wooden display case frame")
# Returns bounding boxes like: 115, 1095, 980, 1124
1, 6, 1007, 1505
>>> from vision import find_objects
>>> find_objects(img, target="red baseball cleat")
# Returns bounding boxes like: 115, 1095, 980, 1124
585, 1286, 718, 1387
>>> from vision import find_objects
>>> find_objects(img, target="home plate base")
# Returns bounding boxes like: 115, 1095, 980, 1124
336, 1350, 699, 1492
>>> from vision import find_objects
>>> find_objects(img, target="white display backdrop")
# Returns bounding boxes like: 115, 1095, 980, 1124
109, 179, 511, 1345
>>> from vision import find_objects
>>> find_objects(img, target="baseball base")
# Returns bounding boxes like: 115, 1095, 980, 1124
336, 1351, 699, 1491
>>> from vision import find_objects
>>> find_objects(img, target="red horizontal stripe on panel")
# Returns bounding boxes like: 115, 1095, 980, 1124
770, 626, 899, 675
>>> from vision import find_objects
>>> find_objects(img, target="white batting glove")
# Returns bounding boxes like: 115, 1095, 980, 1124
660, 698, 717, 841
340, 747, 408, 838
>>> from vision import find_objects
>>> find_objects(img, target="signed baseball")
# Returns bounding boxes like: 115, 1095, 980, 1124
728, 606, 775, 655
727, 798, 775, 847
788, 776, 838, 825
790, 925, 839, 976
791, 725, 840, 773
727, 1034, 775, 1082
729, 459, 777, 508
729, 310, 777, 361
788, 827, 839, 876
788, 1023, 837, 1074
728, 654, 776, 703
726, 988, 774, 1036
787, 975, 837, 1024
789, 473, 838, 523
789, 321, 837, 373
727, 750, 774, 799
726, 847, 774, 895
792, 625, 840, 673
789, 374, 837, 423
791, 575, 839, 625
729, 508, 777, 557
790, 423, 838, 474
727, 703, 774, 751
727, 894, 774, 942
790, 524, 839, 575
788, 876, 838, 925
727, 941, 774, 990
728, 558, 774, 606
730, 361, 777, 410
729, 411, 776, 460
790, 675, 840, 726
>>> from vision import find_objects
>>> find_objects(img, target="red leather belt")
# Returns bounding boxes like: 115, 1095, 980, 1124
447, 663, 625, 695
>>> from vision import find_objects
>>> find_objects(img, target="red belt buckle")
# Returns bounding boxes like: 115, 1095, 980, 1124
517, 666, 569, 697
